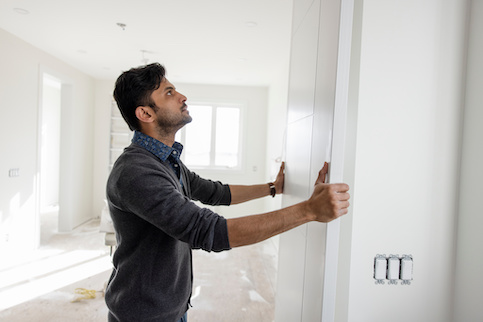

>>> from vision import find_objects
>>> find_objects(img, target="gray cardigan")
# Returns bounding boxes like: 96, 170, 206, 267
105, 143, 231, 322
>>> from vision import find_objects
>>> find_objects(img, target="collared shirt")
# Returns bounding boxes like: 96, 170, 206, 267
131, 130, 184, 184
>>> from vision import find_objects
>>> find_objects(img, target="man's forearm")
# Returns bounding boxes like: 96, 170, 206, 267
229, 184, 272, 205
226, 202, 312, 247
229, 163, 284, 205
226, 175, 350, 248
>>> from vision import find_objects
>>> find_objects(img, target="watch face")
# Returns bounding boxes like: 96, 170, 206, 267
269, 183, 276, 197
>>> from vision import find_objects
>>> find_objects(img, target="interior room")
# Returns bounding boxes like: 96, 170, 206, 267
0, 0, 482, 321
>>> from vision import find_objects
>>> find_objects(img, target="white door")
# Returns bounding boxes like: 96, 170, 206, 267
274, 0, 354, 320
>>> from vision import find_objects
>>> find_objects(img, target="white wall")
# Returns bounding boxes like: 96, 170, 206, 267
0, 28, 95, 253
453, 1, 483, 321
92, 79, 115, 221
337, 1, 469, 321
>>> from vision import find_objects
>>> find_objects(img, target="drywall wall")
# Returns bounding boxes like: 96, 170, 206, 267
337, 1, 469, 321
92, 79, 114, 221
0, 28, 95, 253
453, 0, 483, 320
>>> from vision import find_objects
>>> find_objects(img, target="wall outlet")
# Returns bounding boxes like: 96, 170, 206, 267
9, 168, 20, 177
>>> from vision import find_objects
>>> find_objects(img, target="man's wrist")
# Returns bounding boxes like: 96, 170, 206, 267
300, 201, 316, 222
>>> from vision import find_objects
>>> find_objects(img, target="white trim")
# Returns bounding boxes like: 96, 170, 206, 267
321, 0, 355, 321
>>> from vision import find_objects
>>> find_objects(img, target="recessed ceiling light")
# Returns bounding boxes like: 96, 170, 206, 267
245, 21, 258, 28
13, 8, 30, 15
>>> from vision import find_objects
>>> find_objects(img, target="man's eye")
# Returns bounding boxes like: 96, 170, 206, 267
167, 91, 172, 96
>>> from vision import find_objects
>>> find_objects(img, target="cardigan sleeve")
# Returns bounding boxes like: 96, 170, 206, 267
182, 165, 232, 206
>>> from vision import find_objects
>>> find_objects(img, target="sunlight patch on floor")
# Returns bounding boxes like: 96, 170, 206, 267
0, 250, 111, 311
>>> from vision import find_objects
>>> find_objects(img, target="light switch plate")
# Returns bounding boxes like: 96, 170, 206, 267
387, 255, 400, 284
400, 255, 413, 285
9, 168, 20, 177
374, 254, 387, 284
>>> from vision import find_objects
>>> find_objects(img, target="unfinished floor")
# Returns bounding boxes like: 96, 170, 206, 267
0, 210, 278, 321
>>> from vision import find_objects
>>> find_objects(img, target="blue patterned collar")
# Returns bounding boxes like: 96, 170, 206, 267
132, 131, 183, 162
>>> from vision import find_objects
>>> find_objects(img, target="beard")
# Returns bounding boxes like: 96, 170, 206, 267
155, 105, 192, 135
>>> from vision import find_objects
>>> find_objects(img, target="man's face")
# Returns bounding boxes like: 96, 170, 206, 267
150, 78, 192, 132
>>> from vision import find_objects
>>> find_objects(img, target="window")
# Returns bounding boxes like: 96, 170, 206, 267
177, 103, 243, 170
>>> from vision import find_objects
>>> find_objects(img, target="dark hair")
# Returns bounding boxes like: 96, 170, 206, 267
113, 63, 166, 131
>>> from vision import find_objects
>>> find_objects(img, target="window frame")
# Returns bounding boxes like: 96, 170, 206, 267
177, 100, 245, 172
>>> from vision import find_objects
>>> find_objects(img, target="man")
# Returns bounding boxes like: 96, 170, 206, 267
105, 63, 350, 322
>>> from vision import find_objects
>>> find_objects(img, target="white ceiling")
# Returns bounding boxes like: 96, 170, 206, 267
0, 0, 293, 86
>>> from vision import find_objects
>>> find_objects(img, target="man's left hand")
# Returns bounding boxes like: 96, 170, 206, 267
273, 162, 285, 195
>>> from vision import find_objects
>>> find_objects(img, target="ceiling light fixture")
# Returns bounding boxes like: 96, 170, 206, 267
13, 8, 30, 15
116, 23, 127, 30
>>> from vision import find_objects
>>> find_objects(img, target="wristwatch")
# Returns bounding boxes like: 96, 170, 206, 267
268, 182, 276, 198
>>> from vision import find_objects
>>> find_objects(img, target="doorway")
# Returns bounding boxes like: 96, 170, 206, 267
39, 73, 61, 245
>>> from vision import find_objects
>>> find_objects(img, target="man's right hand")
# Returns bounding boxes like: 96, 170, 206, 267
304, 163, 350, 223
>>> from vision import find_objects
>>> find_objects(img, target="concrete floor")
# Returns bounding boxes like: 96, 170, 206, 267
0, 210, 278, 321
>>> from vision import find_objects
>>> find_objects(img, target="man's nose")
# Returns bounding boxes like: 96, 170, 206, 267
178, 92, 187, 102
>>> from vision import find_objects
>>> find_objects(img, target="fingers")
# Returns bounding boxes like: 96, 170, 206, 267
331, 195, 350, 219
337, 192, 351, 202
318, 183, 349, 194
278, 162, 285, 177
310, 182, 350, 221
329, 187, 350, 209
274, 162, 286, 194
316, 162, 329, 184
338, 205, 350, 216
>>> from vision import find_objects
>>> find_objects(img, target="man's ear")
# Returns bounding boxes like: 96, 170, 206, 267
135, 106, 155, 124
